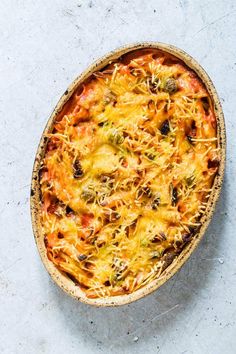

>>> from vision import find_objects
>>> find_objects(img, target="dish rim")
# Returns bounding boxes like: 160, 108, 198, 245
30, 41, 226, 307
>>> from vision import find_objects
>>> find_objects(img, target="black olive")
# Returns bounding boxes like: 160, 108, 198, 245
151, 251, 160, 259
137, 186, 152, 199
187, 135, 194, 144
191, 120, 196, 130
111, 211, 121, 222
98, 197, 108, 206
145, 151, 156, 160
58, 232, 64, 239
66, 272, 79, 285
44, 236, 49, 247
186, 120, 197, 144
74, 169, 83, 178
104, 280, 111, 286
189, 226, 200, 235
98, 121, 107, 127
207, 159, 219, 169
181, 226, 199, 243
47, 138, 58, 151
188, 226, 196, 233
162, 251, 177, 270
147, 77, 160, 94
104, 90, 117, 105
175, 240, 183, 249
151, 235, 160, 243
148, 99, 155, 110
39, 166, 48, 182
182, 233, 193, 243
152, 232, 166, 243
97, 240, 106, 248
143, 186, 152, 198
73, 159, 83, 178
100, 174, 111, 183
104, 210, 121, 222
164, 78, 178, 94
185, 175, 195, 187
159, 232, 167, 240
47, 196, 60, 214
171, 185, 178, 206
152, 202, 159, 210
151, 194, 160, 210
160, 120, 170, 135
164, 102, 169, 113
78, 254, 87, 261
201, 97, 210, 115
66, 205, 74, 215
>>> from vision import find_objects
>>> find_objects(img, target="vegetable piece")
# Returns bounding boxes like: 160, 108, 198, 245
108, 130, 124, 144
164, 78, 178, 94
81, 188, 96, 203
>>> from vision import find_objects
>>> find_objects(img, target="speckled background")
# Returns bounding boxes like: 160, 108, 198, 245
0, 1, 235, 353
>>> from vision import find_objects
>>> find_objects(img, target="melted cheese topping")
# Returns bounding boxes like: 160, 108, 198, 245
40, 50, 219, 298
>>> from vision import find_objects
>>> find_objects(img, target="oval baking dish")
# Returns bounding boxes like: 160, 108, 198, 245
30, 42, 226, 306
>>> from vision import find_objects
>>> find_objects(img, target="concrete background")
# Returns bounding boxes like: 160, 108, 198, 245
0, 0, 235, 353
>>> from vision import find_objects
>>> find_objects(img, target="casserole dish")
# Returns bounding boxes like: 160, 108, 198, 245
31, 42, 226, 306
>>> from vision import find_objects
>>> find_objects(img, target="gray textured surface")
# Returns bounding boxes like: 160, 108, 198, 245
0, 0, 235, 353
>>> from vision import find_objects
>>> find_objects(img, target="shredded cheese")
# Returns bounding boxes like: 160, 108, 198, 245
40, 49, 219, 298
